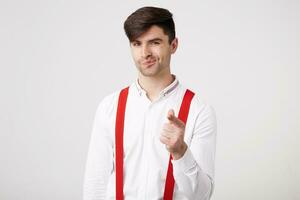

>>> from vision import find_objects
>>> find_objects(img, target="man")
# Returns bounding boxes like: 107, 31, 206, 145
83, 6, 217, 200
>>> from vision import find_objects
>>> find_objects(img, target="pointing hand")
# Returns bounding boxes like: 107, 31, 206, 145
160, 109, 187, 160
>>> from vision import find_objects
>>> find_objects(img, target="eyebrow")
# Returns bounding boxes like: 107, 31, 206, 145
131, 38, 163, 43
148, 38, 163, 43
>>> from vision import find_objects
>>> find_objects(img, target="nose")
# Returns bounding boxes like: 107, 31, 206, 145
141, 44, 152, 59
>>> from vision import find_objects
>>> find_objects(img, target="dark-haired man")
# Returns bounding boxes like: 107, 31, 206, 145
83, 6, 217, 200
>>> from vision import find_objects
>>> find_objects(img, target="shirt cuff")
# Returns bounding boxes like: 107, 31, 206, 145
171, 148, 197, 177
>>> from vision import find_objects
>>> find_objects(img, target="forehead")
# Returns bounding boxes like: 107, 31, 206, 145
134, 25, 168, 42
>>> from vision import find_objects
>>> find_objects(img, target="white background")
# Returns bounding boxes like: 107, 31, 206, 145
0, 0, 299, 199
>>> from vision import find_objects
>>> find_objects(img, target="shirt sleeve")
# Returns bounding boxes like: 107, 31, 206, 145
83, 99, 114, 200
171, 103, 217, 200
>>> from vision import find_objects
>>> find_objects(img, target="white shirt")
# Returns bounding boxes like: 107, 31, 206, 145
83, 75, 217, 200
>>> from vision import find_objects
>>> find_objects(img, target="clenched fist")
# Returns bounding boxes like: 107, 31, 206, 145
160, 109, 188, 160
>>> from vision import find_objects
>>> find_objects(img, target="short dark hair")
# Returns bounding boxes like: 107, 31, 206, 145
124, 6, 176, 44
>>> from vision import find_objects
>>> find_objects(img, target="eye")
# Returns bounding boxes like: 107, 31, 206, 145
151, 41, 160, 45
131, 41, 141, 47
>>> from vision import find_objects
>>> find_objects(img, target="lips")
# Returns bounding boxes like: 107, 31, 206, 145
142, 59, 156, 66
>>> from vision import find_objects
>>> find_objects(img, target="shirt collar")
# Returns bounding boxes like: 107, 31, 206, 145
134, 74, 179, 98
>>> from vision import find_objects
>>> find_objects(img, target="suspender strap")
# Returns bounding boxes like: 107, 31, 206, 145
115, 86, 129, 200
115, 87, 195, 200
163, 89, 195, 200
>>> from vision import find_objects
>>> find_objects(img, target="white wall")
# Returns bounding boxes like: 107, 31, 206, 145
0, 0, 299, 199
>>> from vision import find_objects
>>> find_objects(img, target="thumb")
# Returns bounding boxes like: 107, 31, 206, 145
167, 109, 175, 121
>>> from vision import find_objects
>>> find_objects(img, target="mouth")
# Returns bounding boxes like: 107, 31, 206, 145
142, 59, 156, 67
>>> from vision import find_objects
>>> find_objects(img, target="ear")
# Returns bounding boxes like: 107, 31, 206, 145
170, 37, 178, 54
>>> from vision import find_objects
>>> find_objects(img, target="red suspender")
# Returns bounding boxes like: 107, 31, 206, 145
115, 87, 195, 200
115, 86, 129, 200
163, 89, 195, 200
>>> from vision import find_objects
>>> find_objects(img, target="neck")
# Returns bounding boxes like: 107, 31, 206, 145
137, 72, 175, 102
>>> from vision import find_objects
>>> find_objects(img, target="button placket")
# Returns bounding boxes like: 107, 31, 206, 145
143, 103, 154, 199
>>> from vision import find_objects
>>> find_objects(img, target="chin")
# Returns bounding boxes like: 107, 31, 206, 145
141, 70, 161, 77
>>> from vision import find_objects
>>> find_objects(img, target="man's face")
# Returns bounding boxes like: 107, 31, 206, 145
130, 25, 178, 78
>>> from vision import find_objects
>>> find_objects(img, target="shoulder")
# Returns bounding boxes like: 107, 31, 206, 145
181, 85, 216, 118
95, 87, 128, 117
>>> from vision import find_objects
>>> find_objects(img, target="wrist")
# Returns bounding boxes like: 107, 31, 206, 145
172, 142, 187, 160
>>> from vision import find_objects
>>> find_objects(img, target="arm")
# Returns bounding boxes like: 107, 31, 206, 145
83, 101, 114, 200
172, 104, 217, 199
